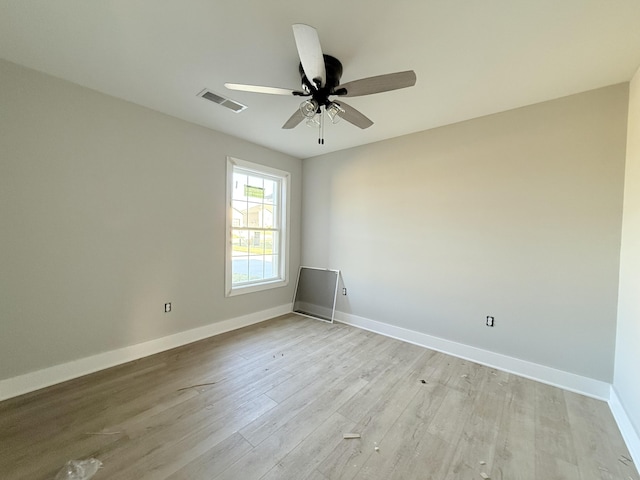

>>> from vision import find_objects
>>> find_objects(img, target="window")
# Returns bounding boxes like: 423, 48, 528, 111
225, 157, 290, 296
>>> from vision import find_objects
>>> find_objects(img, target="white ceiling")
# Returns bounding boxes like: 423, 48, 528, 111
2, 1, 640, 159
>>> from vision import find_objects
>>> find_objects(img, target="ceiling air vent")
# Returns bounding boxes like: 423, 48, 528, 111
197, 89, 247, 113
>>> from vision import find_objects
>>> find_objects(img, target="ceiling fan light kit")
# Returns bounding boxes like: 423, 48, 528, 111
327, 102, 344, 124
300, 99, 319, 118
225, 24, 416, 144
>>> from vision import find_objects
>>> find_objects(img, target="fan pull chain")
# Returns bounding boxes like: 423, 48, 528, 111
318, 106, 325, 145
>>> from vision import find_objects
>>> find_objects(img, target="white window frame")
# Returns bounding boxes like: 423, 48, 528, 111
225, 156, 290, 297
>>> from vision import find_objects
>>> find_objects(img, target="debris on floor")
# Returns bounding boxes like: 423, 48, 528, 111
421, 379, 427, 384
177, 382, 217, 391
479, 461, 486, 465
619, 454, 633, 466
343, 433, 361, 439
480, 473, 490, 479
54, 458, 102, 480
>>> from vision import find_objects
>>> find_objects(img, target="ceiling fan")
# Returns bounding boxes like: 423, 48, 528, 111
225, 24, 417, 142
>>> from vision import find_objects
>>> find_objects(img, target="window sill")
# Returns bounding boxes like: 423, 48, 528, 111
226, 278, 289, 297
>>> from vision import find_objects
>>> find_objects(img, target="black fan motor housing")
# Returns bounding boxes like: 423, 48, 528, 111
299, 55, 343, 106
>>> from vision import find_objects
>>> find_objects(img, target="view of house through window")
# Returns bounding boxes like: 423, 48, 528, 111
226, 157, 289, 296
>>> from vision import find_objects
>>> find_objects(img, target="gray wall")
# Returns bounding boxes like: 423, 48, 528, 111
0, 54, 632, 391
302, 84, 628, 382
614, 67, 640, 435
0, 59, 302, 380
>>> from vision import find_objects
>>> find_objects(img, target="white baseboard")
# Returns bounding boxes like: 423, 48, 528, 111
609, 386, 640, 468
335, 311, 610, 400
0, 304, 292, 401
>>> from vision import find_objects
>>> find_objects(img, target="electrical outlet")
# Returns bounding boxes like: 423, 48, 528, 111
165, 303, 171, 313
342, 288, 347, 295
486, 316, 494, 327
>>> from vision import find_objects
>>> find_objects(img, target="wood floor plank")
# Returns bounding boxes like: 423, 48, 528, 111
213, 378, 368, 480
165, 432, 253, 480
102, 395, 277, 480
0, 314, 636, 480
361, 431, 456, 480
534, 382, 578, 466
235, 318, 335, 363
304, 469, 331, 480
317, 351, 432, 479
493, 377, 536, 480
2, 320, 305, 460
264, 326, 383, 404
102, 364, 288, 448
240, 354, 370, 446
352, 381, 448, 480
443, 388, 505, 480
564, 390, 640, 480
535, 450, 581, 480
336, 341, 426, 423
279, 327, 393, 380
318, 383, 421, 478
426, 387, 476, 446
259, 412, 355, 480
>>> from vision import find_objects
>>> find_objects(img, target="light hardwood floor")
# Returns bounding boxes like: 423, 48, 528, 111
1, 314, 637, 480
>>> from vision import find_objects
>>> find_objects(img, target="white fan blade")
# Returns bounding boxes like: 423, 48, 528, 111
225, 83, 298, 96
292, 24, 326, 88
